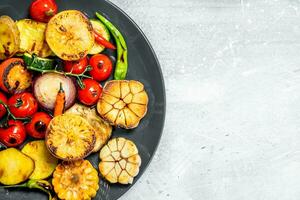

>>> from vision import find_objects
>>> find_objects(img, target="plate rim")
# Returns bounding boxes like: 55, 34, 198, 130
103, 0, 166, 198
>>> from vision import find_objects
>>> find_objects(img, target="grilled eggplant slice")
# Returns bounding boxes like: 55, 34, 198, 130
21, 140, 58, 180
16, 19, 52, 57
46, 10, 94, 61
0, 16, 20, 60
45, 114, 95, 161
66, 104, 112, 152
99, 137, 141, 184
97, 80, 148, 129
52, 160, 99, 200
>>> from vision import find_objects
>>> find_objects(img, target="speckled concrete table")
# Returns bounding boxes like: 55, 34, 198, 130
111, 0, 300, 200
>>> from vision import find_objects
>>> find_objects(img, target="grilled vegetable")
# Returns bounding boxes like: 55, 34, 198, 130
77, 78, 102, 106
21, 140, 58, 180
29, 0, 58, 23
0, 148, 34, 185
66, 103, 112, 152
0, 58, 32, 94
2, 179, 54, 200
96, 12, 128, 80
89, 54, 113, 82
89, 19, 111, 54
99, 137, 141, 184
16, 19, 52, 57
53, 82, 65, 116
97, 80, 148, 129
0, 91, 7, 118
25, 112, 52, 139
0, 120, 26, 147
0, 16, 20, 60
23, 53, 55, 70
8, 92, 38, 118
64, 56, 88, 74
45, 114, 95, 160
46, 10, 94, 61
52, 160, 99, 200
33, 73, 76, 110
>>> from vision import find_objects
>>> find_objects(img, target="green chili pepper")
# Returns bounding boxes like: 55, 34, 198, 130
96, 12, 128, 80
1, 179, 55, 200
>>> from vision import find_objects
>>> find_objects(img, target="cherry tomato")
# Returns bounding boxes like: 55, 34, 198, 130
29, 0, 58, 23
26, 112, 52, 139
0, 120, 26, 147
0, 91, 7, 118
64, 57, 88, 74
8, 93, 38, 118
78, 79, 102, 106
89, 54, 113, 81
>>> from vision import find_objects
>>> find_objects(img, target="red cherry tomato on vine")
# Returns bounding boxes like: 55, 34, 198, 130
0, 91, 7, 118
89, 54, 113, 81
29, 0, 58, 23
64, 57, 89, 74
8, 93, 38, 118
25, 112, 52, 139
78, 79, 102, 106
0, 120, 26, 147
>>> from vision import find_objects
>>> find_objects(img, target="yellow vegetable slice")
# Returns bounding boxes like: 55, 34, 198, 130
21, 140, 58, 180
16, 19, 52, 57
0, 15, 20, 60
66, 104, 112, 152
0, 148, 34, 185
45, 114, 96, 161
46, 10, 94, 61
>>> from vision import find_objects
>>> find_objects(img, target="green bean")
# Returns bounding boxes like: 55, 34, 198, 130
96, 12, 128, 80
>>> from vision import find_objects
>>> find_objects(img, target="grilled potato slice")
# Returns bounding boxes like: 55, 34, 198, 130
97, 80, 148, 129
16, 19, 52, 57
52, 160, 99, 200
45, 114, 96, 161
0, 148, 34, 185
66, 104, 112, 152
99, 138, 141, 184
46, 10, 94, 61
0, 16, 20, 60
21, 140, 58, 180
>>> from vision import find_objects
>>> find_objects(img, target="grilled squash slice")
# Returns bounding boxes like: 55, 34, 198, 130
0, 16, 20, 60
0, 148, 34, 185
66, 104, 112, 152
52, 160, 99, 200
99, 137, 141, 184
97, 80, 149, 129
88, 19, 110, 54
16, 19, 52, 57
21, 140, 58, 180
46, 10, 94, 61
45, 114, 96, 161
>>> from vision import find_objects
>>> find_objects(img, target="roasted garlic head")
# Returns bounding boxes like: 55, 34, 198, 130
97, 80, 148, 129
99, 137, 141, 184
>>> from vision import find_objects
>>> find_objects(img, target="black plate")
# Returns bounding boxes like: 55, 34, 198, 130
0, 0, 166, 199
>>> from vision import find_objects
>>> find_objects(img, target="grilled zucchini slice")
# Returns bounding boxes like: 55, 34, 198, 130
0, 16, 20, 60
46, 10, 94, 61
16, 19, 52, 57
88, 19, 110, 54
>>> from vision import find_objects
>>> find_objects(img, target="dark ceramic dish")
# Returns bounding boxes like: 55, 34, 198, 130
0, 0, 165, 199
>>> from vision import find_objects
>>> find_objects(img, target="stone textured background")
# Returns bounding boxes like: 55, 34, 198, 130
110, 0, 300, 200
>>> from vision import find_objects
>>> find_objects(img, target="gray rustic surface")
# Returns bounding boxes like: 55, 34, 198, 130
110, 0, 300, 199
